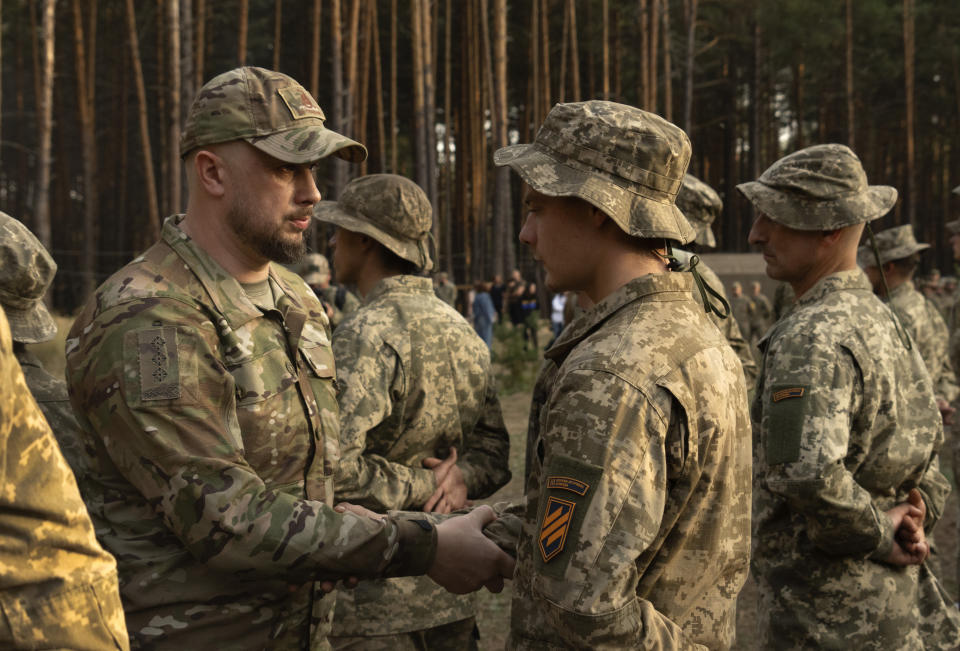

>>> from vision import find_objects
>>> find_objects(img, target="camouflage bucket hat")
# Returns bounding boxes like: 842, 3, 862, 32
947, 219, 960, 235
493, 101, 695, 243
675, 173, 721, 248
180, 66, 367, 164
299, 253, 330, 285
737, 144, 897, 231
954, 185, 959, 195
314, 174, 434, 271
856, 224, 929, 268
0, 212, 58, 344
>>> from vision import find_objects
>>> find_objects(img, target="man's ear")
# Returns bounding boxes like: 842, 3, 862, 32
589, 204, 608, 228
194, 149, 227, 198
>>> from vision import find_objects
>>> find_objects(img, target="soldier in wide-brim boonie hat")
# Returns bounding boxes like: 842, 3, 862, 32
180, 66, 367, 164
0, 212, 58, 344
314, 174, 434, 271
856, 224, 929, 268
493, 100, 696, 244
737, 144, 897, 230
676, 173, 721, 248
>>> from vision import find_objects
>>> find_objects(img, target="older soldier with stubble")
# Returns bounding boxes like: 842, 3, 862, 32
481, 101, 751, 649
743, 144, 960, 649
64, 67, 512, 650
315, 174, 511, 650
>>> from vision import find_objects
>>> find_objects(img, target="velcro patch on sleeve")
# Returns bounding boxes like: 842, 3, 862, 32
535, 454, 603, 580
137, 327, 181, 401
765, 383, 809, 465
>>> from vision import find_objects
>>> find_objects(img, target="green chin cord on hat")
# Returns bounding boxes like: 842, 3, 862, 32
664, 240, 731, 319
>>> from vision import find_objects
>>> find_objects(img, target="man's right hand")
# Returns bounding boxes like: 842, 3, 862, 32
427, 505, 516, 594
881, 489, 929, 566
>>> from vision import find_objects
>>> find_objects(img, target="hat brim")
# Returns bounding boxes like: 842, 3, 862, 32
737, 181, 897, 231
694, 222, 716, 248
494, 144, 695, 244
5, 300, 58, 344
858, 242, 929, 268
953, 185, 959, 196
314, 202, 433, 271
247, 126, 367, 164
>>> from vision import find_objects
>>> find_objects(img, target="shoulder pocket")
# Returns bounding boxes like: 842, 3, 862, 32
764, 384, 809, 465
301, 344, 335, 379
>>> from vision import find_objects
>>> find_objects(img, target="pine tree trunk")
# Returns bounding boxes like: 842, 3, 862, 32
156, 0, 168, 215
569, 0, 580, 102
273, 0, 282, 71
683, 0, 697, 133
421, 0, 438, 213
845, 0, 854, 148
310, 0, 321, 97
370, 0, 386, 170
330, 0, 347, 196
125, 0, 161, 243
602, 0, 609, 99
74, 0, 98, 299
168, 0, 182, 213
34, 0, 55, 251
493, 0, 513, 275
181, 0, 195, 117
442, 0, 453, 272
237, 0, 248, 65
639, 0, 648, 108
539, 0, 550, 120
411, 0, 428, 193
903, 0, 915, 224
390, 0, 398, 173
661, 0, 672, 121
649, 0, 659, 112
195, 0, 205, 85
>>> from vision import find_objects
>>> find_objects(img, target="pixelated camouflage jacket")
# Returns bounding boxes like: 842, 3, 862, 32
673, 249, 758, 389
331, 275, 510, 637
752, 269, 953, 650
887, 281, 958, 404
65, 216, 436, 651
434, 281, 457, 307
496, 272, 751, 650
0, 309, 129, 650
317, 284, 360, 330
944, 286, 960, 390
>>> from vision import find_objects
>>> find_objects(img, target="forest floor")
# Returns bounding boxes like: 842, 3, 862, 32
476, 320, 960, 650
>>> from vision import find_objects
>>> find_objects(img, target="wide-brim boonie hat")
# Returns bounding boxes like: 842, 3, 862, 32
0, 212, 58, 344
494, 101, 695, 244
737, 144, 897, 231
857, 224, 929, 268
181, 66, 367, 164
315, 174, 434, 271
675, 173, 721, 248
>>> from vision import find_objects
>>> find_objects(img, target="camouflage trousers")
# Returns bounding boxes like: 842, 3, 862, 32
329, 617, 479, 651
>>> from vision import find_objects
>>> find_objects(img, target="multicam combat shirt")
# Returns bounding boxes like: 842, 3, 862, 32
65, 216, 436, 651
331, 275, 510, 637
504, 273, 751, 650
752, 269, 956, 650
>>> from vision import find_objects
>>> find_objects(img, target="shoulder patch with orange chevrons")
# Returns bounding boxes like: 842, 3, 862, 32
539, 496, 575, 562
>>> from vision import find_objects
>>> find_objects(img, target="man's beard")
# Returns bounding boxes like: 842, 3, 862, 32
227, 196, 307, 264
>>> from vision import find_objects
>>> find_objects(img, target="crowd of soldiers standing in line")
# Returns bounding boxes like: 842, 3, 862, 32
3, 63, 960, 650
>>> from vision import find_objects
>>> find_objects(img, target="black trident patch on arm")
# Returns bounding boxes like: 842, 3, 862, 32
535, 454, 603, 580
765, 384, 809, 465
137, 327, 181, 401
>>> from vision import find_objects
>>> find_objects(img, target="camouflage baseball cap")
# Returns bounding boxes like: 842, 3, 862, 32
675, 173, 721, 248
0, 212, 58, 344
180, 66, 367, 164
856, 224, 929, 268
314, 174, 434, 271
737, 144, 896, 230
299, 253, 330, 285
493, 101, 695, 243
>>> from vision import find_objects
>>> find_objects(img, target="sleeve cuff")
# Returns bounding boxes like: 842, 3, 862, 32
381, 517, 438, 578
868, 506, 894, 561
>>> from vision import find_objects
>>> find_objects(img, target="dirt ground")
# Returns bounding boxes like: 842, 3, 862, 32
474, 388, 960, 650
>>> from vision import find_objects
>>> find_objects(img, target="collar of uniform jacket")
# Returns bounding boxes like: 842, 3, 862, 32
364, 274, 434, 305
794, 268, 872, 308
545, 272, 695, 363
160, 215, 310, 330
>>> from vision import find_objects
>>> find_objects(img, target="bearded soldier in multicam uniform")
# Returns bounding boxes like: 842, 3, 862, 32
64, 66, 512, 651
314, 174, 511, 650
480, 101, 751, 649
742, 144, 960, 649
0, 218, 128, 649
673, 172, 758, 388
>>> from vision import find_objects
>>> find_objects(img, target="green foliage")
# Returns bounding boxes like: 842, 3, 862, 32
493, 321, 540, 395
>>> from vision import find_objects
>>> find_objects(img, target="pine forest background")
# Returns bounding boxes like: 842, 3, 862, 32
4, 0, 960, 314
